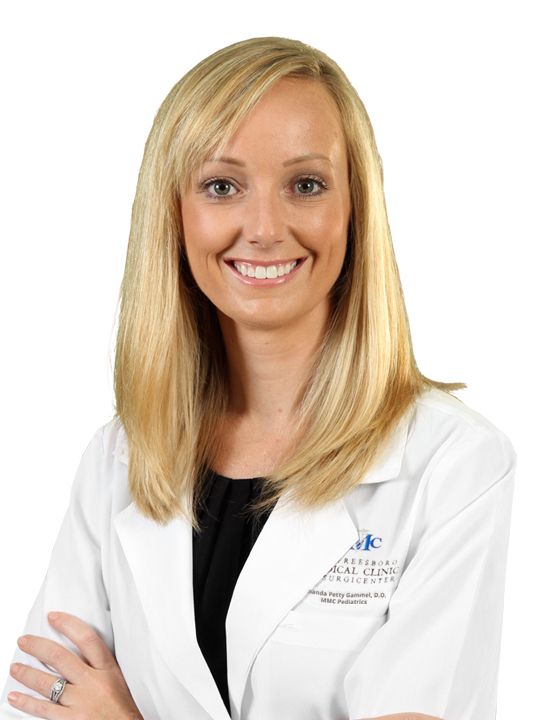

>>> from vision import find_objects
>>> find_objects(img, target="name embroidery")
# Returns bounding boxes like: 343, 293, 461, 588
305, 528, 402, 607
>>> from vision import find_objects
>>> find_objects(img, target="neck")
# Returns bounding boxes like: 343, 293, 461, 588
217, 304, 330, 432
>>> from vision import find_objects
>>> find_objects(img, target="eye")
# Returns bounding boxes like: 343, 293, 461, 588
293, 175, 328, 198
197, 174, 329, 201
200, 177, 238, 200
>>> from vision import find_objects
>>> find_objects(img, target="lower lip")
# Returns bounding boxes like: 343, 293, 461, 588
226, 258, 306, 286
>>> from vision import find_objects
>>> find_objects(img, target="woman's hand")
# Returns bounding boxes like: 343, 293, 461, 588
8, 611, 143, 719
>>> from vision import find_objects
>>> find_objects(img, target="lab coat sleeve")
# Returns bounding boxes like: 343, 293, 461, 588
344, 424, 517, 720
0, 426, 113, 718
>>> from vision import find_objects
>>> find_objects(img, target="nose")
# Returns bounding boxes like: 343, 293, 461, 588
243, 187, 286, 248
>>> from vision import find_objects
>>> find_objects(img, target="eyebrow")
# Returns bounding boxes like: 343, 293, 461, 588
204, 152, 332, 167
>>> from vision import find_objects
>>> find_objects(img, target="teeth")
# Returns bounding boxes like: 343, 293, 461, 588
233, 260, 299, 279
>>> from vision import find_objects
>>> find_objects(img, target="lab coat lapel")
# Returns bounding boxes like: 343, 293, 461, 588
112, 458, 229, 719
225, 405, 415, 717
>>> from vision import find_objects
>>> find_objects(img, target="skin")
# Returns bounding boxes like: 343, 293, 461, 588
8, 612, 142, 718
7, 79, 442, 720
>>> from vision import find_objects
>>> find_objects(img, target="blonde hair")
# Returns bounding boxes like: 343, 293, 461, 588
113, 36, 466, 530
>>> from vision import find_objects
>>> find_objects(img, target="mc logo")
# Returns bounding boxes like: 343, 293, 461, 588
351, 530, 382, 551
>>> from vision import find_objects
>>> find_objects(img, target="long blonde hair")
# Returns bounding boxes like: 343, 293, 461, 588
113, 36, 466, 530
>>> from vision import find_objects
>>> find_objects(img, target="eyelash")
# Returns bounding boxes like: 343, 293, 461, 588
198, 175, 329, 201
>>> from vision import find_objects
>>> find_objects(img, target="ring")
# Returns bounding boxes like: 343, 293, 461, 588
49, 677, 67, 703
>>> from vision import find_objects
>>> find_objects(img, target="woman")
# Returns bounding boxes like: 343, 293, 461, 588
1, 36, 516, 720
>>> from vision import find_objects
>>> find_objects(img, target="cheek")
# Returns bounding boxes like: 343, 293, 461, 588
181, 205, 227, 263
309, 211, 348, 266
307, 195, 348, 236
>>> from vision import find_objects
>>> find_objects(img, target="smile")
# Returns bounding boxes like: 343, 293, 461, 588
234, 259, 298, 278
225, 257, 306, 286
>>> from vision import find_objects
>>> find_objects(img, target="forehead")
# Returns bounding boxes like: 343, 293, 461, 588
205, 78, 346, 164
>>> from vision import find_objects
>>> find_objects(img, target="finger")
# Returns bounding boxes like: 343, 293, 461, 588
7, 690, 69, 720
17, 634, 86, 685
10, 662, 73, 705
48, 611, 116, 671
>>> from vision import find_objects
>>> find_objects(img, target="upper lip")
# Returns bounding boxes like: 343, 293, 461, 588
224, 257, 305, 267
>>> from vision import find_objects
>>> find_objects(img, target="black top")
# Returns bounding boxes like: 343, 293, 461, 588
192, 469, 274, 715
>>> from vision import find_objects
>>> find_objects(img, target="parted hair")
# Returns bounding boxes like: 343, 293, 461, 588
112, 36, 466, 530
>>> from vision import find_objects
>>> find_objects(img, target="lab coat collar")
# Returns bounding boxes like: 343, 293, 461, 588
112, 404, 414, 719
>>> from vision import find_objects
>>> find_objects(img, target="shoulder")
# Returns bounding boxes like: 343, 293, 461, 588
67, 416, 131, 524
99, 414, 128, 464
406, 388, 517, 521
411, 387, 516, 461
72, 415, 128, 471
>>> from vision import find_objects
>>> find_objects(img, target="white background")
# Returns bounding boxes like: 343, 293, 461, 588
0, 1, 537, 717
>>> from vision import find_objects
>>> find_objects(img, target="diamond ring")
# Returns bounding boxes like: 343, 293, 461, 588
49, 677, 67, 703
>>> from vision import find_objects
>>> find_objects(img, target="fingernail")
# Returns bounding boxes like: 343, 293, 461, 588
49, 611, 59, 621
8, 693, 18, 702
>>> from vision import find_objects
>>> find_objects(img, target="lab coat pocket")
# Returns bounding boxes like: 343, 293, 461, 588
271, 607, 387, 652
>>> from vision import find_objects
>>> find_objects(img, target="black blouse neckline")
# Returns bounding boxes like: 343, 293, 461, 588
207, 468, 265, 482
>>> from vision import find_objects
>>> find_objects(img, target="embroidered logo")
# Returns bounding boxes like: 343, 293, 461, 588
350, 529, 382, 552
299, 527, 403, 612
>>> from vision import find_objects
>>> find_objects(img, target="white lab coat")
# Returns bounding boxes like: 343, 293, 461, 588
1, 387, 517, 720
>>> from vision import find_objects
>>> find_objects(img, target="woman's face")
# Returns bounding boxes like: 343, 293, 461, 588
180, 77, 351, 333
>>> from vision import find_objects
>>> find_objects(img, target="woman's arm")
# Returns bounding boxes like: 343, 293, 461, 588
0, 427, 121, 717
5, 611, 143, 719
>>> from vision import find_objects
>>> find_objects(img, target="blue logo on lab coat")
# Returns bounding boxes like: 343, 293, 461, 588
351, 530, 382, 551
